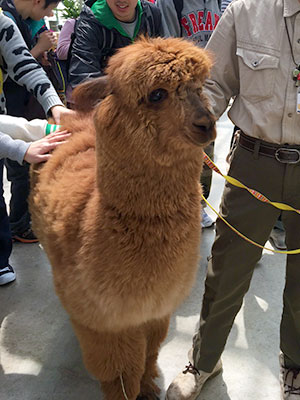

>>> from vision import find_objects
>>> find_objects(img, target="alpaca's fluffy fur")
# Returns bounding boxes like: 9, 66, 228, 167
30, 37, 216, 400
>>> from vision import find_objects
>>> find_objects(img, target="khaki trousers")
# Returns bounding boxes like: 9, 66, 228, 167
193, 143, 300, 372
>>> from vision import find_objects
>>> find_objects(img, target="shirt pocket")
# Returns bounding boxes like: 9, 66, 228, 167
236, 47, 279, 103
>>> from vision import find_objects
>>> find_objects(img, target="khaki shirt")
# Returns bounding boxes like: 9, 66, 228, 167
204, 0, 300, 145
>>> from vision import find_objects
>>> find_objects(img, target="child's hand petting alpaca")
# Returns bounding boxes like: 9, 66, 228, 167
24, 130, 70, 164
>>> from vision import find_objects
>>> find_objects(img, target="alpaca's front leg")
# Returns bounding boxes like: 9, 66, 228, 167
71, 319, 148, 400
138, 316, 170, 399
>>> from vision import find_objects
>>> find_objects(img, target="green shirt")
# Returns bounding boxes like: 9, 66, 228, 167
91, 0, 143, 41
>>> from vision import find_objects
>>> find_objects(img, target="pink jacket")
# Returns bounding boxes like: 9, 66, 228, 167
56, 18, 76, 61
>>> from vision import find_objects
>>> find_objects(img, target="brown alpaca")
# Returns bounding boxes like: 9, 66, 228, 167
29, 37, 216, 400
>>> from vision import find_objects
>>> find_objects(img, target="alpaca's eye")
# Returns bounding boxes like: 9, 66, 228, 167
148, 89, 168, 103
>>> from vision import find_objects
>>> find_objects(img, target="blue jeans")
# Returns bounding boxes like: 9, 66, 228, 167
4, 159, 31, 235
0, 160, 12, 268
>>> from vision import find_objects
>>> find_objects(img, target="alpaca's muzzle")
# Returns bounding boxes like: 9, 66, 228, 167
187, 114, 216, 147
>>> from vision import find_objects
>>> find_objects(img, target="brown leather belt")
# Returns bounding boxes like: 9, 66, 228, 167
238, 132, 300, 164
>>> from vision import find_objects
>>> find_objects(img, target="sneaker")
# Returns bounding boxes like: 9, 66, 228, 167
165, 359, 222, 400
201, 208, 214, 228
280, 353, 300, 399
269, 227, 286, 250
0, 264, 16, 285
12, 228, 38, 244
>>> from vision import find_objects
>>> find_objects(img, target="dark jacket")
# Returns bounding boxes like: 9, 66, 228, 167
69, 0, 162, 88
0, 0, 32, 47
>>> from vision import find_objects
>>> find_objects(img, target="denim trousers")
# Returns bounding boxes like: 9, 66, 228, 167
192, 143, 300, 372
0, 160, 12, 267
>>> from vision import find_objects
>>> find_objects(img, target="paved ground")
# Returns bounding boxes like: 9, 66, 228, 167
0, 113, 286, 400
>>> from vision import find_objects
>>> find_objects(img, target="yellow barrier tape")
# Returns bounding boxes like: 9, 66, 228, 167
203, 153, 300, 255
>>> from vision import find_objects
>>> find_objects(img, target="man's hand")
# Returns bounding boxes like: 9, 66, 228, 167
24, 130, 71, 164
50, 106, 75, 124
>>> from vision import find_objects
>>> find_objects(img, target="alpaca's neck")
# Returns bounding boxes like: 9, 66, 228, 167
96, 147, 203, 218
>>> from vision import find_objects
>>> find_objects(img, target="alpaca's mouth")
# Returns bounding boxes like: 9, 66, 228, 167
184, 123, 216, 147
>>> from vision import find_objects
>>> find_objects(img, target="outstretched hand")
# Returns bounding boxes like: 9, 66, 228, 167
51, 106, 75, 124
24, 130, 71, 164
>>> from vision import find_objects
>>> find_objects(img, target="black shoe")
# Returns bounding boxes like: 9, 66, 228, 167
12, 228, 39, 244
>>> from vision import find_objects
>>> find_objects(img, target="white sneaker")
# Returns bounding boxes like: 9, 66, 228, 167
201, 208, 214, 228
280, 353, 300, 399
165, 359, 222, 400
0, 265, 16, 286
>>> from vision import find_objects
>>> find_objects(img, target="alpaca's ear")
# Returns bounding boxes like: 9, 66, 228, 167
71, 76, 111, 113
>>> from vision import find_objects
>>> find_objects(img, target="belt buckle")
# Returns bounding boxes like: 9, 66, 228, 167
275, 148, 300, 164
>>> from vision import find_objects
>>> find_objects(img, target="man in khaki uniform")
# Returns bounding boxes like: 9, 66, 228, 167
166, 0, 300, 399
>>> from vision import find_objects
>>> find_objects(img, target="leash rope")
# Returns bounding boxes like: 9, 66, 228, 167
120, 373, 129, 400
203, 153, 300, 255
203, 153, 300, 214
201, 195, 300, 255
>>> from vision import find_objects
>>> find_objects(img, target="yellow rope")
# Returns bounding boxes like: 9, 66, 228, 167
203, 153, 300, 255
202, 196, 300, 255
203, 153, 300, 214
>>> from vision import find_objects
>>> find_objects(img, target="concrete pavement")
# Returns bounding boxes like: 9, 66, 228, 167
0, 113, 286, 400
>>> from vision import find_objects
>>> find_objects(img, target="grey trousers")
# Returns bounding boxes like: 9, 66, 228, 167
193, 142, 300, 372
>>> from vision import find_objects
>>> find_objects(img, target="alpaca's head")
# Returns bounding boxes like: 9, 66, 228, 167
73, 37, 216, 167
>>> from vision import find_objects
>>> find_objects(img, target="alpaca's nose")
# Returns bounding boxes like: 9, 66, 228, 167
193, 115, 214, 133
185, 113, 216, 146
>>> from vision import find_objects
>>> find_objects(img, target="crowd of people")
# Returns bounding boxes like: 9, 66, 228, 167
0, 0, 300, 399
